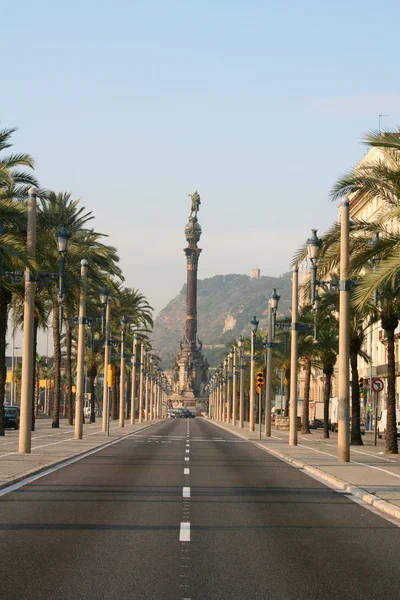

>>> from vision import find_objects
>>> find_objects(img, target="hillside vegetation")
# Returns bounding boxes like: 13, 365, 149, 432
152, 272, 293, 368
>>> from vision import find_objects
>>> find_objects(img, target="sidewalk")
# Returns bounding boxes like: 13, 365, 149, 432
210, 418, 400, 522
0, 418, 159, 490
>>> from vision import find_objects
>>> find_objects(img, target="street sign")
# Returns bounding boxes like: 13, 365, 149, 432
372, 378, 384, 393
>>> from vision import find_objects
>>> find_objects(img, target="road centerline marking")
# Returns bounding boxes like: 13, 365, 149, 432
179, 522, 191, 542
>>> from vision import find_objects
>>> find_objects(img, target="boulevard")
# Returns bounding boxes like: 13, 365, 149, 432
1, 417, 399, 600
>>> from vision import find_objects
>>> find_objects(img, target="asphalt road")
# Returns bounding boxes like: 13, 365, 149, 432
0, 417, 399, 600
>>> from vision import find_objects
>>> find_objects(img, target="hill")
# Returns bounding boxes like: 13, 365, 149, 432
151, 272, 293, 368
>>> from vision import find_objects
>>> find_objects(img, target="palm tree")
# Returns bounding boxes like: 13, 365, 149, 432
332, 129, 400, 453
36, 193, 123, 428
0, 126, 38, 436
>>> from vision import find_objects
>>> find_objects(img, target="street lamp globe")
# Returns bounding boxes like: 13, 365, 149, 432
56, 224, 71, 255
237, 335, 243, 349
250, 316, 259, 334
99, 285, 110, 305
306, 229, 321, 261
269, 288, 280, 309
120, 315, 128, 332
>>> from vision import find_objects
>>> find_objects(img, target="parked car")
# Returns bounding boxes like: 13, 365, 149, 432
170, 409, 183, 418
182, 410, 196, 418
4, 406, 20, 430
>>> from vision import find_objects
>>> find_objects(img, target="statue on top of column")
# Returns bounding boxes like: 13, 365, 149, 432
187, 190, 201, 218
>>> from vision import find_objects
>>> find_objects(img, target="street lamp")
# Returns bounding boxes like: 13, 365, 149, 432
232, 346, 237, 426
119, 315, 128, 427
238, 335, 245, 428
264, 289, 280, 437
56, 224, 71, 330
249, 316, 259, 431
101, 293, 112, 434
99, 285, 110, 335
290, 266, 299, 446
74, 259, 88, 440
130, 333, 138, 424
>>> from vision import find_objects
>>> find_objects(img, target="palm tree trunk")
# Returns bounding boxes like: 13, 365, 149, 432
52, 303, 61, 428
0, 287, 12, 436
284, 367, 290, 417
382, 316, 398, 454
35, 363, 40, 417
65, 320, 73, 426
323, 369, 331, 439
350, 347, 363, 445
301, 357, 311, 434
90, 377, 96, 423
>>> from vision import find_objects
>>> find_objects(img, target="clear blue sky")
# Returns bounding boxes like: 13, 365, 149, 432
3, 0, 400, 323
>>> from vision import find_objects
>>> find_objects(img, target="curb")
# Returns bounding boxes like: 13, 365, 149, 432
209, 419, 400, 523
0, 421, 159, 492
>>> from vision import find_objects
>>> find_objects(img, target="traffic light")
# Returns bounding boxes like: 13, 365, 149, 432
108, 364, 114, 388
256, 371, 265, 393
358, 377, 364, 396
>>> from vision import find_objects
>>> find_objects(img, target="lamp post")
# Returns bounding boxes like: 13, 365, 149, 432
249, 316, 259, 432
101, 290, 111, 433
290, 266, 299, 446
306, 218, 351, 462
55, 224, 71, 331
130, 333, 138, 424
145, 349, 150, 422
227, 352, 233, 424
368, 232, 380, 437
138, 343, 145, 423
223, 359, 228, 422
119, 315, 128, 427
74, 259, 88, 440
264, 289, 280, 437
19, 187, 37, 453
238, 335, 245, 428
215, 368, 221, 420
232, 346, 237, 426
338, 199, 350, 462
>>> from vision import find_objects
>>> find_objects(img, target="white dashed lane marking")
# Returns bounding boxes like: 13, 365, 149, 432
179, 522, 191, 542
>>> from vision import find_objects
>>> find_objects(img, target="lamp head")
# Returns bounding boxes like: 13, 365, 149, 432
269, 288, 280, 309
99, 285, 110, 305
306, 228, 321, 261
120, 315, 128, 332
250, 316, 259, 334
56, 224, 71, 255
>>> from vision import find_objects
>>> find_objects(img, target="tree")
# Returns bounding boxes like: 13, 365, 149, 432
36, 193, 123, 428
332, 129, 400, 453
0, 126, 38, 436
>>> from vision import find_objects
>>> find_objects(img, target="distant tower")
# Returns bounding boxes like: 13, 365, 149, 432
251, 268, 261, 280
174, 192, 206, 402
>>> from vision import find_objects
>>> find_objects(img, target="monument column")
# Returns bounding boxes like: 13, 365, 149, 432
185, 246, 202, 345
